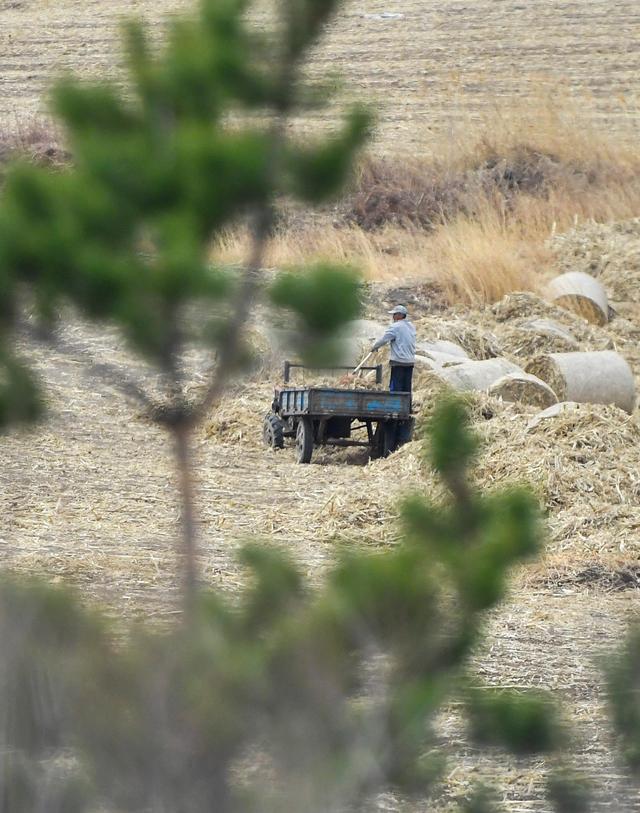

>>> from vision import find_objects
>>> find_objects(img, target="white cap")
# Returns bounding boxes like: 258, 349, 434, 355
388, 304, 408, 316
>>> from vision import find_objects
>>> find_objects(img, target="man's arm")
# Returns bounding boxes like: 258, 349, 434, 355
372, 325, 397, 352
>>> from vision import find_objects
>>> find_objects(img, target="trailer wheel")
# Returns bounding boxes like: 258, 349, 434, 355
296, 417, 314, 464
371, 421, 397, 459
263, 413, 285, 449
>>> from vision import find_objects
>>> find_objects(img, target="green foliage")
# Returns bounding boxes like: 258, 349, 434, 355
0, 577, 104, 755
403, 399, 539, 616
606, 624, 640, 772
428, 395, 479, 478
0, 0, 367, 423
286, 107, 371, 202
546, 769, 592, 813
0, 0, 592, 806
0, 752, 90, 813
458, 784, 503, 813
269, 263, 363, 364
0, 398, 566, 811
466, 687, 561, 755
0, 350, 42, 429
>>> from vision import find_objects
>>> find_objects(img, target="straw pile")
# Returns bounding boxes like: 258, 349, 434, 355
5, 220, 640, 811
494, 318, 580, 358
413, 315, 500, 359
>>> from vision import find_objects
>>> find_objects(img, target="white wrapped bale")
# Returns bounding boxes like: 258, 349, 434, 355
414, 355, 442, 372
526, 350, 635, 413
488, 372, 558, 408
416, 339, 469, 360
419, 351, 467, 368
547, 271, 609, 326
434, 358, 523, 392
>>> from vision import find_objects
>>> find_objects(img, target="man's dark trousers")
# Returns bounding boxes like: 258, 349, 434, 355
389, 364, 413, 394
389, 364, 414, 447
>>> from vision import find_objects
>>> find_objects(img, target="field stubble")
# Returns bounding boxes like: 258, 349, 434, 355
3, 0, 640, 303
3, 0, 640, 807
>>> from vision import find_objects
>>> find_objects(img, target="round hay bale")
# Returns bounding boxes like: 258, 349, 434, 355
526, 350, 635, 413
435, 358, 523, 392
547, 271, 609, 326
416, 339, 469, 359
488, 372, 558, 408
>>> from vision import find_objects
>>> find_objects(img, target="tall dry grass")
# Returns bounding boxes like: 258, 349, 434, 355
0, 115, 67, 167
219, 95, 640, 305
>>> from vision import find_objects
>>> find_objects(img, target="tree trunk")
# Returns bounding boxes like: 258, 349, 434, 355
172, 422, 197, 612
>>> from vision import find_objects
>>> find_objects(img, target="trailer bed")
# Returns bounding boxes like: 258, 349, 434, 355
277, 387, 411, 420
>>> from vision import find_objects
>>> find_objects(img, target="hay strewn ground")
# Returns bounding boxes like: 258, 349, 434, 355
3, 220, 640, 807
3, 0, 640, 806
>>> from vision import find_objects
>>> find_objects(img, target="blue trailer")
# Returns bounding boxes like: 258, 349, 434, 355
263, 362, 413, 463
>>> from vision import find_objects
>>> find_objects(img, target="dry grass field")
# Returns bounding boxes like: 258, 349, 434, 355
2, 0, 640, 149
3, 0, 640, 809
3, 0, 640, 298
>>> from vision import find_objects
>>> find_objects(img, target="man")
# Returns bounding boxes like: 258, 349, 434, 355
371, 305, 416, 393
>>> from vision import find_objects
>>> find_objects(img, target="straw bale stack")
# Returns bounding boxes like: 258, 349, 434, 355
547, 271, 609, 326
526, 350, 635, 414
488, 372, 558, 408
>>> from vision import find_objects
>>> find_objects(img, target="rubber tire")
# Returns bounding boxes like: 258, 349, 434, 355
263, 413, 285, 449
369, 423, 383, 460
396, 417, 415, 448
296, 417, 314, 464
372, 421, 397, 459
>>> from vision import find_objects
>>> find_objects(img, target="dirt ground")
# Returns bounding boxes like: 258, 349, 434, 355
2, 295, 640, 809
2, 0, 640, 152
3, 0, 640, 808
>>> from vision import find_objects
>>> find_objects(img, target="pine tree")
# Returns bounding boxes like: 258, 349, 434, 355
0, 0, 367, 605
0, 1, 596, 809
